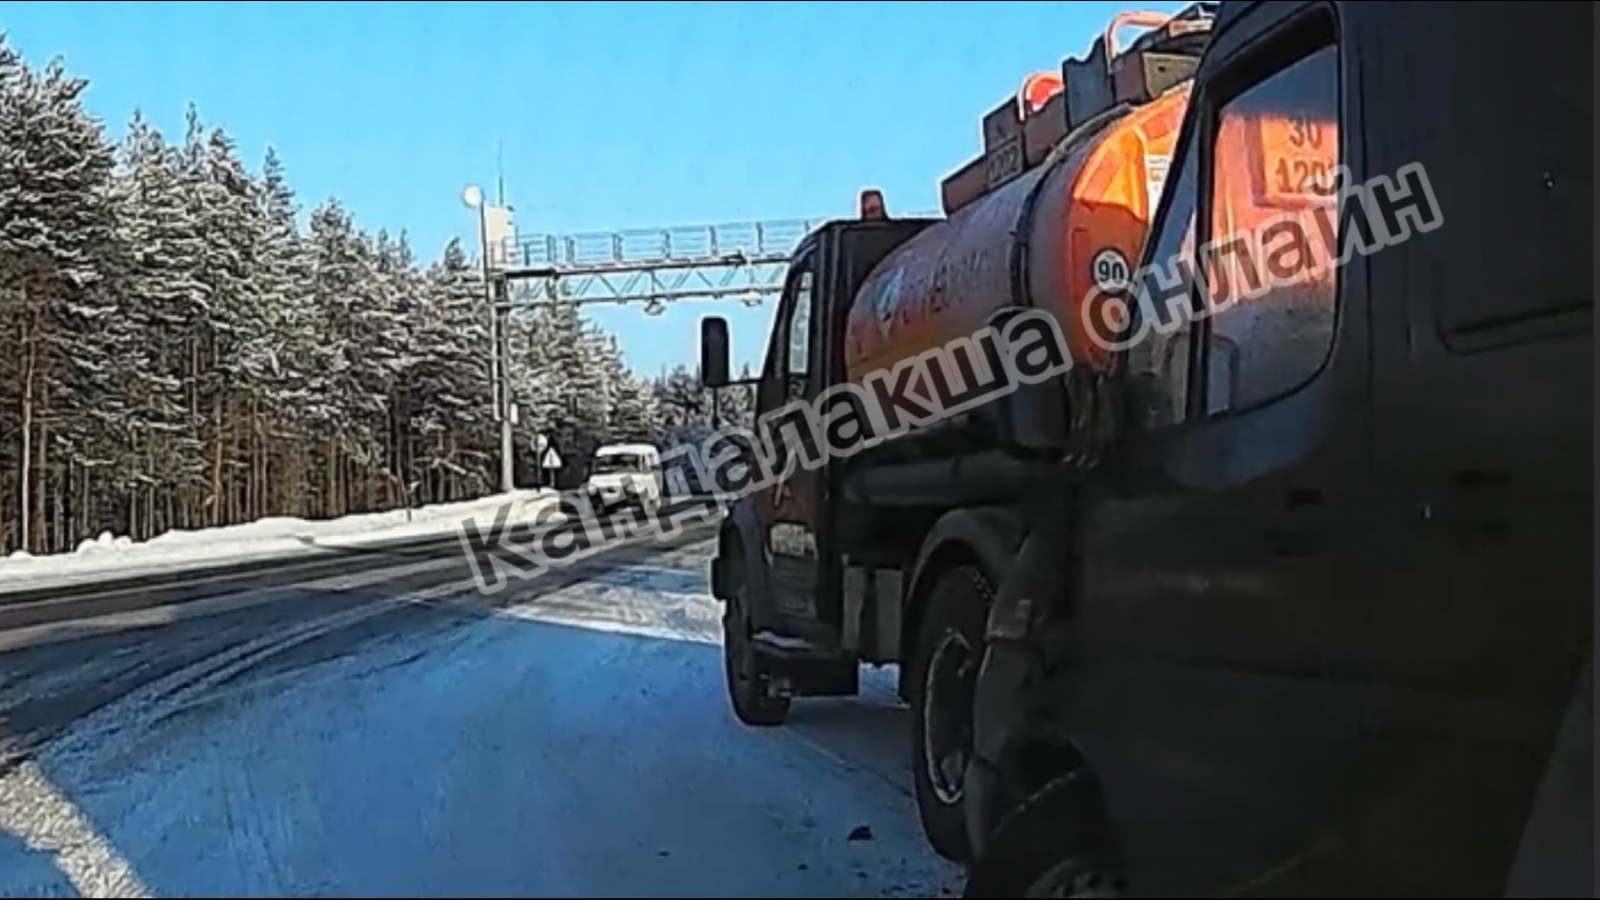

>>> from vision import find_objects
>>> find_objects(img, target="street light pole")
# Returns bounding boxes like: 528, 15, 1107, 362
464, 184, 516, 495
494, 277, 515, 495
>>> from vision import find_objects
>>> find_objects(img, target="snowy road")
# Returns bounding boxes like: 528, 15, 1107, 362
0, 525, 961, 898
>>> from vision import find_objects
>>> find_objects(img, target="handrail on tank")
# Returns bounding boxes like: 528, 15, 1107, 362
1104, 10, 1179, 60
1016, 9, 1183, 119
940, 3, 1217, 217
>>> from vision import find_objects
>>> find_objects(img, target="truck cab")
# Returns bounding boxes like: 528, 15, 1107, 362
703, 214, 939, 722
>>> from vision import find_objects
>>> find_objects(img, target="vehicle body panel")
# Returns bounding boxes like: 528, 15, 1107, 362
1041, 1, 1592, 894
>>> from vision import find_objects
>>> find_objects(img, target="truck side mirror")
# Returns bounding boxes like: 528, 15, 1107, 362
700, 316, 731, 388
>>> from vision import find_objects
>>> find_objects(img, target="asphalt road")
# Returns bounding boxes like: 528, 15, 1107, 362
0, 514, 962, 898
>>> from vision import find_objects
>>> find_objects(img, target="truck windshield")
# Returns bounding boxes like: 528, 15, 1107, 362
592, 454, 646, 475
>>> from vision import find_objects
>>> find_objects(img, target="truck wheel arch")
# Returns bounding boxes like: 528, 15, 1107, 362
715, 501, 779, 627
898, 506, 1029, 702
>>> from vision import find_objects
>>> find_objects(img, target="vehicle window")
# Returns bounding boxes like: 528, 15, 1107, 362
786, 269, 814, 379
1124, 138, 1199, 429
591, 454, 645, 475
757, 256, 814, 413
759, 291, 789, 384
1202, 42, 1340, 415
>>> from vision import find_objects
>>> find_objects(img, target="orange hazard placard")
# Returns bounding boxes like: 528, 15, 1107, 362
1252, 112, 1339, 208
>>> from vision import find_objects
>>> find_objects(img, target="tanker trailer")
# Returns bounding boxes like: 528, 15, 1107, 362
699, 2, 1218, 864
841, 26, 1197, 469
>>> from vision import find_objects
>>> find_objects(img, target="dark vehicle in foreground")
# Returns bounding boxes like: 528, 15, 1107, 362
702, 0, 1591, 895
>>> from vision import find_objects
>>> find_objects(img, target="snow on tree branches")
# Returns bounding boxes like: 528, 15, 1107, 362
0, 36, 701, 557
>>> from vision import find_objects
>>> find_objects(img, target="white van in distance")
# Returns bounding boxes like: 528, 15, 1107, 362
583, 443, 662, 513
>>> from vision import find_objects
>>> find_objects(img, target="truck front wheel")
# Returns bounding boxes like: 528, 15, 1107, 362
723, 579, 791, 727
909, 564, 992, 863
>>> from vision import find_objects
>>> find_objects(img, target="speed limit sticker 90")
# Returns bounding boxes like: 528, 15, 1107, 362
1091, 249, 1131, 293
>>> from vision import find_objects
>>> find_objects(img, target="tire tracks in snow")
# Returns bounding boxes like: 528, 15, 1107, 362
0, 583, 471, 900
0, 522, 722, 898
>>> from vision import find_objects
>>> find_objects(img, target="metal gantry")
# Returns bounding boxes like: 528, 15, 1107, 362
491, 218, 822, 311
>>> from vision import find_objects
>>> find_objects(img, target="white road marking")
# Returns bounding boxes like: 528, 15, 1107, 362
0, 760, 153, 898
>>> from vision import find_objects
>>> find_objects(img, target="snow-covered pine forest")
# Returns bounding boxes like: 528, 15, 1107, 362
0, 37, 755, 558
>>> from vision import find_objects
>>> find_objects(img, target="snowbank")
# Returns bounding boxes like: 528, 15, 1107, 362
0, 490, 560, 597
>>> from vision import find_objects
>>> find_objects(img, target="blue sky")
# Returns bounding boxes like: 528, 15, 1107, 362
1, 0, 1187, 376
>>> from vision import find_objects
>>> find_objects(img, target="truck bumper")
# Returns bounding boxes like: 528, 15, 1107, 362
751, 630, 860, 698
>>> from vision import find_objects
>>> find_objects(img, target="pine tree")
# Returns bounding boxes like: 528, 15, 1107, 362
410, 237, 494, 500
0, 36, 696, 555
647, 361, 757, 449
0, 43, 121, 553
108, 111, 209, 537
185, 117, 266, 525
247, 146, 320, 518
611, 373, 661, 443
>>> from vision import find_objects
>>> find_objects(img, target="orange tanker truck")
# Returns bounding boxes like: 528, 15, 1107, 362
700, 0, 1589, 896
698, 0, 1219, 860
